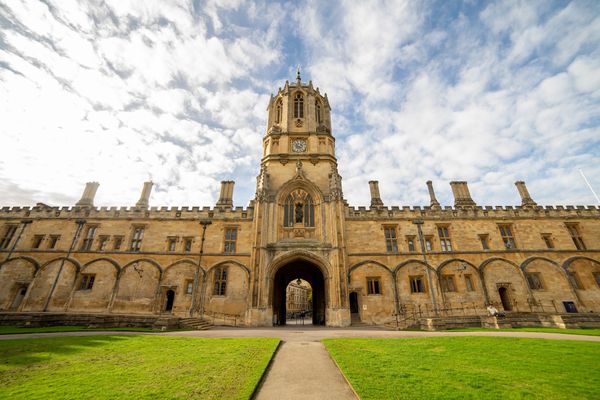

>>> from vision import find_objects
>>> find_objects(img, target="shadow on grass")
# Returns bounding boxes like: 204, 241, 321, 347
0, 335, 132, 367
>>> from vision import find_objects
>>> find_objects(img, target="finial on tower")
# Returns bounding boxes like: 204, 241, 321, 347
296, 66, 301, 84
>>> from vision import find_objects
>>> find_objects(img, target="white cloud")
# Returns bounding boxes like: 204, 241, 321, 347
0, 0, 598, 209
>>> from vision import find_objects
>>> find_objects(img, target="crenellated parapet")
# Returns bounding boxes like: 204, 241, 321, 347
0, 204, 255, 221
345, 204, 600, 220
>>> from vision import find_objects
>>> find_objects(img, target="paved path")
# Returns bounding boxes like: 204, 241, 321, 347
255, 341, 357, 400
1, 326, 599, 341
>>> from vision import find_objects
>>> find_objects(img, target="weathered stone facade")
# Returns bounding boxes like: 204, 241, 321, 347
1, 74, 599, 327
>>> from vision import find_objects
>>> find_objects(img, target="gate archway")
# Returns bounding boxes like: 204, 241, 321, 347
272, 259, 326, 326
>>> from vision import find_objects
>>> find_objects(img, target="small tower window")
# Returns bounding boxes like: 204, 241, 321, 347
294, 93, 304, 118
315, 100, 322, 123
276, 100, 282, 123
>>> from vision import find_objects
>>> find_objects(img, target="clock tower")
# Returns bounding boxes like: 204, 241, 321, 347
259, 68, 338, 193
248, 69, 350, 327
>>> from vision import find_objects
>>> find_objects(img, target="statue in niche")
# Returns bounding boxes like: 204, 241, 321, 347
295, 202, 304, 223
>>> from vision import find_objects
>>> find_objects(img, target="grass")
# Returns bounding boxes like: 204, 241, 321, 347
444, 327, 600, 336
0, 335, 279, 399
0, 325, 157, 334
324, 337, 600, 399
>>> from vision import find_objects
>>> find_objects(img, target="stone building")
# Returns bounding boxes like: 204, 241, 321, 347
1, 72, 599, 327
286, 279, 310, 315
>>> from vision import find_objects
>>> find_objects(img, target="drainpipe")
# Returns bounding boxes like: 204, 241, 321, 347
412, 219, 439, 316
2, 219, 33, 264
43, 219, 86, 312
189, 219, 212, 317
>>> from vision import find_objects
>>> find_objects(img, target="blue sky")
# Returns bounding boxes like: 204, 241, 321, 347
1, 0, 599, 208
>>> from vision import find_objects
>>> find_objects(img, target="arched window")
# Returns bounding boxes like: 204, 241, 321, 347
315, 100, 321, 123
294, 93, 304, 119
276, 100, 282, 123
283, 189, 314, 227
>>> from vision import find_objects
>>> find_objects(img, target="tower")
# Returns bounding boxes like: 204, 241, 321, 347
248, 70, 350, 326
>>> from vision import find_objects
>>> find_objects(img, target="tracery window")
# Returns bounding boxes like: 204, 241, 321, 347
283, 189, 314, 227
213, 267, 228, 296
276, 100, 282, 123
294, 93, 304, 118
315, 100, 322, 123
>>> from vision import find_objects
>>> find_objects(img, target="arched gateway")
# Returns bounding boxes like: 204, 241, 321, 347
272, 259, 326, 325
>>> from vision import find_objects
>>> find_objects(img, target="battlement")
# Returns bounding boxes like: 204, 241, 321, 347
0, 204, 255, 220
344, 204, 600, 219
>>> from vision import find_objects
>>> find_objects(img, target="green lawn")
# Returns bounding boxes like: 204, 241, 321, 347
445, 327, 600, 336
0, 336, 279, 399
0, 325, 156, 334
324, 337, 600, 400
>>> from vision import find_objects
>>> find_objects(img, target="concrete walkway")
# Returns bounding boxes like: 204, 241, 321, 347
255, 341, 357, 400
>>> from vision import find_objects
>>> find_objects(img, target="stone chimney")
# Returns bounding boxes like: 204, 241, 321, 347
75, 182, 99, 207
368, 181, 384, 207
515, 181, 537, 207
216, 181, 235, 207
449, 181, 476, 207
135, 181, 153, 208
426, 181, 441, 209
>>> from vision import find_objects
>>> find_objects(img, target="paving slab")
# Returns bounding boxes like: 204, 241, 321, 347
255, 341, 357, 400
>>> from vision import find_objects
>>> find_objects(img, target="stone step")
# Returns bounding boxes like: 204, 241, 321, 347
179, 317, 212, 330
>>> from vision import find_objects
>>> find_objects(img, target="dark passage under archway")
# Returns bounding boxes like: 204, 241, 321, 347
273, 260, 325, 326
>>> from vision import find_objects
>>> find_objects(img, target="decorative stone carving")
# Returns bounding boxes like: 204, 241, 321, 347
256, 165, 270, 202
329, 165, 343, 200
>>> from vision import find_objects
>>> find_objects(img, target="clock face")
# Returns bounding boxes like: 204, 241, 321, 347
292, 139, 307, 153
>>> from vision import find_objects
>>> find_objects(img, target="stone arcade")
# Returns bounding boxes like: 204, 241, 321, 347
1, 73, 600, 328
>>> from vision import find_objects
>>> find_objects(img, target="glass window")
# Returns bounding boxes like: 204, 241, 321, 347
541, 234, 554, 249
526, 272, 544, 290
113, 236, 123, 251
479, 234, 490, 250
406, 236, 416, 252
441, 275, 456, 292
32, 235, 45, 249
384, 226, 398, 253
48, 235, 60, 249
568, 272, 583, 290
80, 226, 97, 251
293, 93, 304, 118
367, 278, 381, 295
498, 224, 516, 249
186, 280, 194, 295
97, 235, 109, 251
565, 224, 586, 250
130, 227, 144, 252
224, 228, 237, 254
425, 237, 433, 252
437, 226, 452, 252
79, 274, 95, 290
410, 276, 426, 293
184, 238, 192, 253
464, 274, 475, 291
167, 237, 177, 252
213, 267, 228, 296
0, 225, 18, 249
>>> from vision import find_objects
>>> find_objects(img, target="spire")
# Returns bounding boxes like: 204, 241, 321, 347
296, 66, 301, 85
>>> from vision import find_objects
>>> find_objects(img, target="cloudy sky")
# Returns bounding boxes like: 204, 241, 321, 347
1, 0, 599, 208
